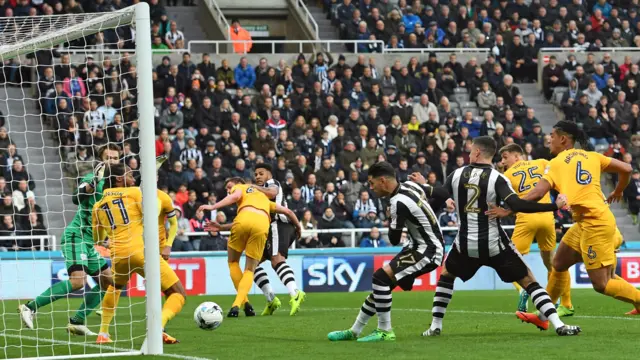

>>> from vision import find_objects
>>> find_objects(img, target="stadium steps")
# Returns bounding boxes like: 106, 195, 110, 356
517, 83, 559, 133
0, 87, 67, 246
167, 6, 213, 51
305, 2, 348, 52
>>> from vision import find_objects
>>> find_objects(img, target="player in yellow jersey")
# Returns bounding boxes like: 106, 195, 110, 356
198, 177, 301, 318
488, 121, 637, 330
92, 164, 185, 344
499, 144, 574, 316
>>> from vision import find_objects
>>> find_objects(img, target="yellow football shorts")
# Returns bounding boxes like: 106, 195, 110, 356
111, 248, 180, 291
228, 211, 270, 260
561, 210, 617, 270
511, 213, 556, 255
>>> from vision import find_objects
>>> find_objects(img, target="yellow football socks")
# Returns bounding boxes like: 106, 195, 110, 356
229, 262, 243, 289
100, 285, 121, 335
232, 270, 254, 308
546, 269, 569, 304
513, 282, 522, 293
604, 277, 640, 305
161, 293, 186, 328
228, 261, 248, 304
559, 276, 573, 308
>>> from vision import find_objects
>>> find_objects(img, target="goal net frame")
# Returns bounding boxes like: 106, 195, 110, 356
0, 3, 163, 358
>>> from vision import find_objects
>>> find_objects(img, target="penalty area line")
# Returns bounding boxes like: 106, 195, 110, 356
0, 332, 214, 360
294, 307, 640, 321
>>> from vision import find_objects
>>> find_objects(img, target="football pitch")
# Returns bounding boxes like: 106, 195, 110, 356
1, 290, 639, 360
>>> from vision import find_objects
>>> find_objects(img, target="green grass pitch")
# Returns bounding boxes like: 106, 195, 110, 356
1, 290, 639, 360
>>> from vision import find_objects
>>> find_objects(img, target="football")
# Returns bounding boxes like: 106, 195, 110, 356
193, 302, 224, 330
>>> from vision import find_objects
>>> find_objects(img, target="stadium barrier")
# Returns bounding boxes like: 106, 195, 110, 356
537, 48, 640, 90
2, 247, 640, 299
183, 224, 574, 248
187, 40, 386, 54
291, 0, 319, 40
0, 235, 57, 251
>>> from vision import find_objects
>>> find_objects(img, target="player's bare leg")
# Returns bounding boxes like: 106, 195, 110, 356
161, 281, 186, 344
424, 267, 456, 337
270, 255, 305, 316
515, 270, 580, 336
68, 267, 114, 336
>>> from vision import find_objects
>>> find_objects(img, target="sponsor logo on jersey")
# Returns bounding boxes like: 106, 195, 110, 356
302, 256, 373, 292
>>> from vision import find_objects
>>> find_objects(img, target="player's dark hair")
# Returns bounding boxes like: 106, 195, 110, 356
254, 163, 273, 174
368, 161, 396, 179
224, 177, 246, 188
553, 120, 589, 149
472, 136, 497, 158
498, 143, 524, 156
97, 143, 122, 161
102, 163, 126, 189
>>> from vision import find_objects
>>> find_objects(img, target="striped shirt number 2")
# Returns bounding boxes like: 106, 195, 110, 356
464, 183, 481, 213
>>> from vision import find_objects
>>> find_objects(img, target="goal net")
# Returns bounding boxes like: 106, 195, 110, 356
0, 3, 163, 359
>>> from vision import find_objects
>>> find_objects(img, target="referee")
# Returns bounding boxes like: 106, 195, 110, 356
422, 136, 581, 337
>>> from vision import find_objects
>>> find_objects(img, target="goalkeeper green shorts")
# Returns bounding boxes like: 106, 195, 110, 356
60, 232, 108, 276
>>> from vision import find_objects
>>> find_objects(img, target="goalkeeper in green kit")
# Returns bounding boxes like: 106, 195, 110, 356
20, 144, 122, 336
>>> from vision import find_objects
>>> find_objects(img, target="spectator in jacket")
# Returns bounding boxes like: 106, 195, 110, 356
298, 210, 319, 248
359, 226, 388, 247
160, 102, 184, 134
625, 169, 640, 225
412, 94, 439, 124
235, 57, 256, 89
215, 59, 236, 88
477, 81, 497, 111
318, 207, 345, 247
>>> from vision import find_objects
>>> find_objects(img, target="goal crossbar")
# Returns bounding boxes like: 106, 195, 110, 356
0, 8, 134, 61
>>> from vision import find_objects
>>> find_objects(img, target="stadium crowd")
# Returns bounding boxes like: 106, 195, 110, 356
27, 44, 638, 252
2, 1, 640, 251
326, 0, 640, 60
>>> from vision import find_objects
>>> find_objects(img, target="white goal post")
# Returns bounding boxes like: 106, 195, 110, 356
0, 3, 162, 358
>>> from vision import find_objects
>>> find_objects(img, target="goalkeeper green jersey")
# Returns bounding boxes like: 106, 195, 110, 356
61, 173, 105, 244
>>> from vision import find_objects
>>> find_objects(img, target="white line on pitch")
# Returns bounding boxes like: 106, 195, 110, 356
0, 333, 214, 360
282, 307, 640, 321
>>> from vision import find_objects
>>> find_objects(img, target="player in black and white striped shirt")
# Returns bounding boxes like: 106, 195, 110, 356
423, 136, 581, 337
328, 161, 448, 343
250, 164, 306, 316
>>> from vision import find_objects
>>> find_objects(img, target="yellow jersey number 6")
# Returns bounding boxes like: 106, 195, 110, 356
576, 161, 592, 185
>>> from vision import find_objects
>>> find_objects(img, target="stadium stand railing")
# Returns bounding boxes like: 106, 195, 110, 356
183, 225, 574, 249
384, 48, 490, 54
187, 39, 385, 54
203, 0, 231, 40
0, 235, 57, 251
290, 0, 320, 40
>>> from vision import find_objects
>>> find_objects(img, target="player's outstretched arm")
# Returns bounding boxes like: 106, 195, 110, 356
521, 178, 552, 202
198, 189, 242, 213
503, 194, 559, 213
604, 158, 633, 203
250, 185, 278, 200
407, 172, 450, 209
274, 204, 302, 238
